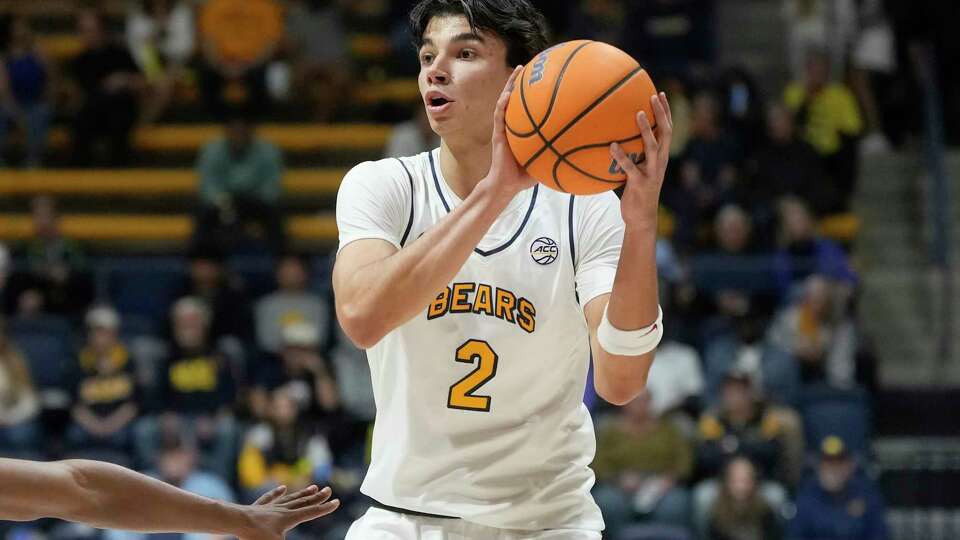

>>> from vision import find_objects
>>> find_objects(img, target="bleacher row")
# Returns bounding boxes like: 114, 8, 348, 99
1, 167, 860, 249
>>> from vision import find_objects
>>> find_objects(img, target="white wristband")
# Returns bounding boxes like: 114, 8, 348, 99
597, 304, 663, 356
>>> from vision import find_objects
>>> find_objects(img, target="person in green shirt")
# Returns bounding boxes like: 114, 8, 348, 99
194, 112, 285, 253
592, 389, 694, 537
20, 195, 94, 317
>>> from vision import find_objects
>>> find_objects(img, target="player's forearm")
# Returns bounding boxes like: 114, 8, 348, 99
594, 225, 659, 404
337, 181, 512, 347
54, 460, 251, 536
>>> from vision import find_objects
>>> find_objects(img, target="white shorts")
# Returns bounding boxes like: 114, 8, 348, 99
345, 507, 602, 540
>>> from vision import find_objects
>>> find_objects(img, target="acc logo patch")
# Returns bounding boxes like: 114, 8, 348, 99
530, 237, 559, 265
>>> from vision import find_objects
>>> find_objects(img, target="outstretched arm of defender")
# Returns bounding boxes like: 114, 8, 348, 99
335, 67, 536, 348
0, 458, 338, 540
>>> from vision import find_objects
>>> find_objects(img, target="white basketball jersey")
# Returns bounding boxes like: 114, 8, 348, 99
336, 148, 625, 532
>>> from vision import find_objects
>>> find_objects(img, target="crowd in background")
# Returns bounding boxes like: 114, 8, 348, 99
1, 0, 957, 539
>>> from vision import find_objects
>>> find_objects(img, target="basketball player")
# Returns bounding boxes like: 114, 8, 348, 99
334, 0, 673, 537
0, 457, 338, 540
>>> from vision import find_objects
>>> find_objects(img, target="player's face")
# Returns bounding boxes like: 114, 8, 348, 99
417, 15, 514, 141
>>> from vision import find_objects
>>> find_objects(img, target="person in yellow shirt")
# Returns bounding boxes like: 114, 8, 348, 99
784, 50, 863, 212
197, 0, 283, 116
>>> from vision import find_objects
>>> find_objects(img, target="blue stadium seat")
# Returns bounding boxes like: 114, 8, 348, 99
620, 524, 693, 540
8, 317, 74, 390
689, 255, 780, 294
801, 384, 871, 456
230, 255, 276, 299
311, 254, 335, 298
105, 260, 185, 326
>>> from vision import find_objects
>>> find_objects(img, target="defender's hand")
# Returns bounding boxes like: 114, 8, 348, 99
239, 485, 339, 540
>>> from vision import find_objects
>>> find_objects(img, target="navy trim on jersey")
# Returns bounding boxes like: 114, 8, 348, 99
568, 194, 580, 305
394, 157, 416, 247
368, 497, 460, 520
428, 149, 539, 257
567, 194, 577, 271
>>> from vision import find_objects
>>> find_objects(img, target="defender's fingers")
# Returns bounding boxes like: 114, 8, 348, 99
291, 499, 341, 524
253, 485, 286, 506
283, 489, 333, 510
276, 485, 319, 506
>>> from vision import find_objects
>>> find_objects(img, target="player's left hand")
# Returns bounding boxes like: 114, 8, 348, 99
609, 92, 673, 231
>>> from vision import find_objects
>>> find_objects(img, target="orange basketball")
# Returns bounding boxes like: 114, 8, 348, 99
505, 40, 658, 195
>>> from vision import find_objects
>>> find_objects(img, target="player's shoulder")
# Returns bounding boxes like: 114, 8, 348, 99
342, 151, 434, 189
571, 190, 622, 220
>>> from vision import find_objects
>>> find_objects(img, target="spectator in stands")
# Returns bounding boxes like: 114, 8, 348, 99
239, 386, 333, 503
745, 103, 835, 211
250, 322, 339, 427
327, 322, 376, 444
20, 195, 94, 318
665, 92, 740, 250
384, 106, 440, 158
68, 9, 145, 167
105, 431, 236, 540
255, 254, 328, 354
774, 197, 857, 298
643, 336, 703, 433
788, 435, 888, 540
693, 370, 788, 536
781, 0, 858, 81
0, 17, 52, 168
0, 316, 41, 454
125, 0, 195, 124
642, 280, 703, 435
699, 205, 778, 329
198, 0, 283, 117
717, 66, 766, 154
179, 243, 254, 346
784, 50, 864, 211
141, 297, 238, 478
567, 0, 628, 49
744, 104, 828, 218
67, 306, 140, 457
624, 0, 715, 76
194, 113, 285, 253
284, 0, 351, 121
848, 0, 898, 153
768, 274, 858, 387
593, 389, 693, 536
697, 370, 784, 480
708, 456, 783, 540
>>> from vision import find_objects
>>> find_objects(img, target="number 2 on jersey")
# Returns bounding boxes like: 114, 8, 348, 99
448, 340, 498, 412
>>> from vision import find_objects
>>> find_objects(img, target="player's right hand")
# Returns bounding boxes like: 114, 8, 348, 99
239, 484, 339, 540
485, 65, 537, 199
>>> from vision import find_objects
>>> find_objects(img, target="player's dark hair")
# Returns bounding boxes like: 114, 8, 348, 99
409, 0, 549, 68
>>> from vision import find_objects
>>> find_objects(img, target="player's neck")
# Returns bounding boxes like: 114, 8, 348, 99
438, 137, 493, 201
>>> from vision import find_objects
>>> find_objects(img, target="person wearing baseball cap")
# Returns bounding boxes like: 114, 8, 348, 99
788, 435, 888, 540
67, 305, 138, 456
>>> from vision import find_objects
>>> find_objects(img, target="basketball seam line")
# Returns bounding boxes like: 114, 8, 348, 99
522, 64, 643, 170
552, 130, 651, 185
521, 65, 645, 191
509, 41, 593, 138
